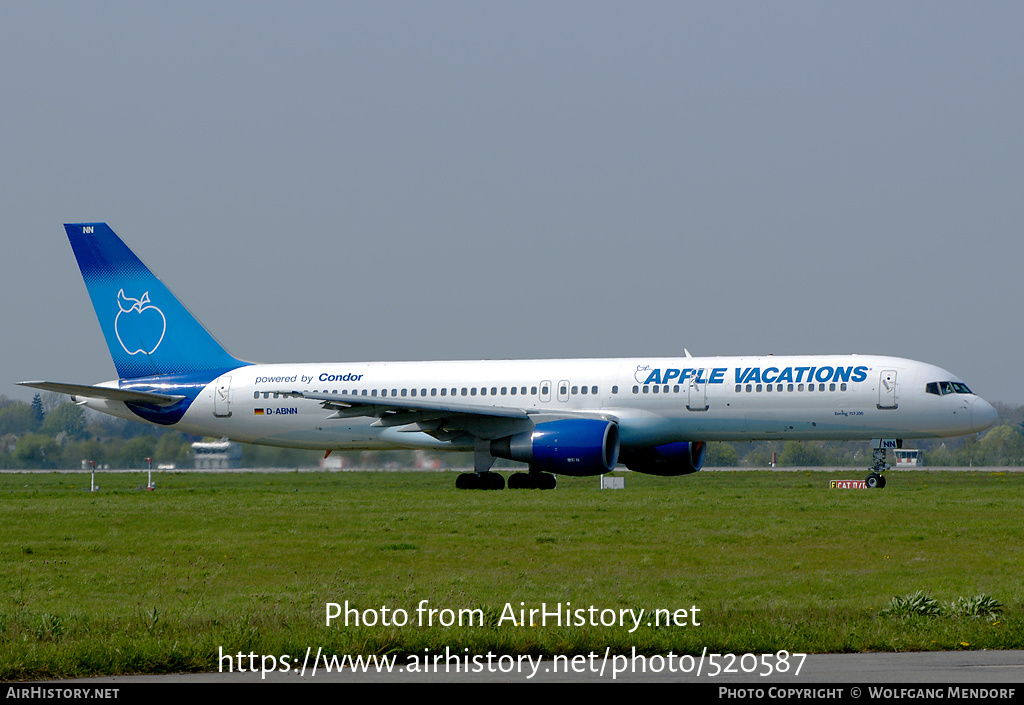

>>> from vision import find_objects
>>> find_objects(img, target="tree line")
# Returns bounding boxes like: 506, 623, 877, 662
2, 394, 1022, 470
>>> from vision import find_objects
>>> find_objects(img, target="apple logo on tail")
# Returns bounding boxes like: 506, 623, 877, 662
115, 289, 166, 355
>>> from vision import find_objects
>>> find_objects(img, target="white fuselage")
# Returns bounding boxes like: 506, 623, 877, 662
85, 354, 998, 455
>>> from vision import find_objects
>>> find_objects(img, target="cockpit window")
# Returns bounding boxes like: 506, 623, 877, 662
926, 381, 973, 396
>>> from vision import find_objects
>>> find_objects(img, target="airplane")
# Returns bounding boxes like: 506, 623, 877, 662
20, 223, 999, 490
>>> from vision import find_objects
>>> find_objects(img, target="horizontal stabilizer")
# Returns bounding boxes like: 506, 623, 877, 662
18, 381, 186, 407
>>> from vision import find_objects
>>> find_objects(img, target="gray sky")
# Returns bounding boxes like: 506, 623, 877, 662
3, 2, 1022, 404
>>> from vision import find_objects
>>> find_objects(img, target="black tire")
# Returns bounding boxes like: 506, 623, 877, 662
508, 473, 529, 489
866, 473, 880, 489
456, 473, 478, 490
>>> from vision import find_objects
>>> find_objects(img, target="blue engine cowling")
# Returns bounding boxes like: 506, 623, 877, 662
621, 441, 706, 476
490, 419, 620, 476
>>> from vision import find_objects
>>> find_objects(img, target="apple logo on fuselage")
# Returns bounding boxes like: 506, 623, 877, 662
115, 289, 166, 355
634, 365, 652, 385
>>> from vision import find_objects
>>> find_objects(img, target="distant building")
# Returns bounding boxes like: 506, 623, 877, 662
319, 454, 346, 470
893, 449, 923, 467
192, 440, 242, 469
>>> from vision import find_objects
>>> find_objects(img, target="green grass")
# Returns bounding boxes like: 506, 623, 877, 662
1, 469, 1022, 679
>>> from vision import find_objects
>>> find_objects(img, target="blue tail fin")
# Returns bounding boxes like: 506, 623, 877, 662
66, 223, 248, 379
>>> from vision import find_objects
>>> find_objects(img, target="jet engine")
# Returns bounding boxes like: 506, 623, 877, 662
490, 419, 620, 476
621, 440, 706, 476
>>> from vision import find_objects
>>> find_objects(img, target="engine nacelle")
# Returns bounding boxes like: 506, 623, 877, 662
490, 419, 620, 476
622, 441, 706, 476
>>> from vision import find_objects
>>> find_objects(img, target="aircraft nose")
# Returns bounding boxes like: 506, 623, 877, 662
970, 397, 999, 433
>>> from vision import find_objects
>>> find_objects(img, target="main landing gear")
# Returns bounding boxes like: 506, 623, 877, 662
454, 471, 558, 490
456, 439, 507, 490
455, 438, 558, 490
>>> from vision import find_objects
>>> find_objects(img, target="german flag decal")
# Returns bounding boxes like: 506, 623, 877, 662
254, 408, 265, 415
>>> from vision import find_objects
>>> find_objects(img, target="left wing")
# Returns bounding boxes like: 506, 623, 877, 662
279, 390, 617, 441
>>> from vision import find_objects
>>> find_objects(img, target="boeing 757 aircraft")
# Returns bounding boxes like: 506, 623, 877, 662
21, 223, 999, 490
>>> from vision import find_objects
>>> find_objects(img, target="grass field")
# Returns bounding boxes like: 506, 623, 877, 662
2, 469, 1022, 680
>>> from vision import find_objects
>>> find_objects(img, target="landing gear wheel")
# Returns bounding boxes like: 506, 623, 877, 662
507, 472, 557, 489
456, 472, 505, 490
865, 473, 886, 489
537, 473, 557, 490
508, 472, 529, 489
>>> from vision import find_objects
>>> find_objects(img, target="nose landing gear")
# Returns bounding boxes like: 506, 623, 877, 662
865, 440, 896, 489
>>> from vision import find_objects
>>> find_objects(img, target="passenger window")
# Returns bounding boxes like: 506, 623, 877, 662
571, 386, 578, 395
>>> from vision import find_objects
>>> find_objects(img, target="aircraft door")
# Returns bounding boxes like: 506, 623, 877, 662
214, 376, 233, 418
539, 380, 551, 403
557, 380, 570, 403
877, 370, 898, 409
687, 369, 709, 411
